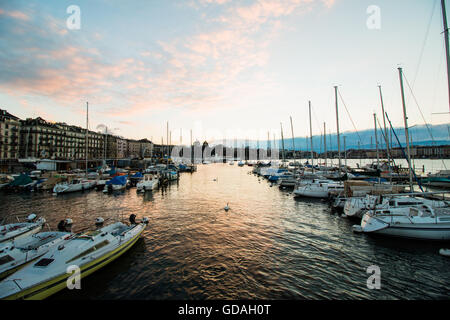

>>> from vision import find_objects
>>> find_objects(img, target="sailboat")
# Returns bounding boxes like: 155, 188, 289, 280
353, 1, 450, 239
53, 102, 97, 194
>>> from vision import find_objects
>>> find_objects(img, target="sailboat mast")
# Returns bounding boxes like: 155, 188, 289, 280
290, 116, 296, 162
334, 86, 341, 173
85, 102, 88, 177
324, 122, 327, 168
190, 129, 193, 164
373, 113, 380, 166
442, 0, 450, 112
309, 101, 314, 172
166, 122, 169, 165
378, 85, 391, 161
280, 123, 286, 164
398, 67, 414, 191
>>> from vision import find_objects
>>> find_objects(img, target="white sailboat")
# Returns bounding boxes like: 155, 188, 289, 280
355, 205, 450, 240
344, 194, 449, 219
53, 102, 96, 195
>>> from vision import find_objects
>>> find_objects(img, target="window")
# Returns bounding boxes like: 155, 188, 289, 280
0, 255, 14, 265
34, 258, 54, 267
66, 240, 110, 263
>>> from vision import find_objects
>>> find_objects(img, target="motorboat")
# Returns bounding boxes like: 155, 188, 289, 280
0, 215, 149, 300
421, 170, 450, 189
103, 175, 128, 193
0, 214, 46, 244
293, 179, 344, 199
53, 178, 97, 194
0, 231, 72, 279
136, 174, 159, 192
354, 205, 450, 240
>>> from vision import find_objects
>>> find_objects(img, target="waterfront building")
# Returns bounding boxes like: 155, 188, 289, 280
127, 139, 141, 159
19, 117, 104, 161
139, 139, 153, 158
0, 109, 21, 160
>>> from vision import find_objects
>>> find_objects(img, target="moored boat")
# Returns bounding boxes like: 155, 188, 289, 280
0, 230, 72, 279
136, 174, 159, 192
0, 215, 149, 300
53, 178, 96, 194
355, 205, 450, 240
0, 214, 46, 244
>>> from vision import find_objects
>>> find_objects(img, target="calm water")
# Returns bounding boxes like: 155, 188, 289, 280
1, 163, 450, 300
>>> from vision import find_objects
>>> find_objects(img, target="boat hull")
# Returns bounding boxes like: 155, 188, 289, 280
2, 225, 145, 300
361, 214, 450, 240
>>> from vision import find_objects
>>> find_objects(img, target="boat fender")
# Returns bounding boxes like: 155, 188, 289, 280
129, 214, 137, 225
27, 213, 37, 222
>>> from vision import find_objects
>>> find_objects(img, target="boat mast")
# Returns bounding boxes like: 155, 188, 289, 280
280, 123, 286, 165
378, 85, 391, 162
442, 0, 450, 112
86, 102, 89, 177
373, 113, 380, 166
324, 122, 327, 168
344, 136, 347, 167
309, 101, 314, 173
334, 86, 341, 174
166, 122, 169, 165
398, 67, 414, 192
290, 116, 296, 162
190, 129, 193, 164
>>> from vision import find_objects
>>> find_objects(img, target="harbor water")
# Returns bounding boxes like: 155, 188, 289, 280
1, 162, 450, 300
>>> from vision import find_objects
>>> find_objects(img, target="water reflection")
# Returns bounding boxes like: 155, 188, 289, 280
0, 163, 450, 300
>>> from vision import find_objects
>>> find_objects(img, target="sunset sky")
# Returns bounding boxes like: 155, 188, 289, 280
0, 0, 449, 145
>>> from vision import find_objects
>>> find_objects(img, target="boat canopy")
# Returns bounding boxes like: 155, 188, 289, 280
106, 175, 128, 186
9, 174, 33, 186
131, 172, 143, 178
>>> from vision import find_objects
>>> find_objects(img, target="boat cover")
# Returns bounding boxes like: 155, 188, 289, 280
106, 175, 128, 186
9, 174, 33, 186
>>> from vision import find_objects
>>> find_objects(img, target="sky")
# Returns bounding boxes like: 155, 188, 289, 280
0, 0, 449, 146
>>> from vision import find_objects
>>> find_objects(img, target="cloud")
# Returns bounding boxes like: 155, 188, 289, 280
0, 0, 337, 119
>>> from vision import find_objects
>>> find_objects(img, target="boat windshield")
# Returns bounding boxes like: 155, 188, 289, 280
66, 240, 110, 263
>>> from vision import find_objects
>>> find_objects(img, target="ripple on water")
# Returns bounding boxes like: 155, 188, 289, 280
2, 164, 450, 300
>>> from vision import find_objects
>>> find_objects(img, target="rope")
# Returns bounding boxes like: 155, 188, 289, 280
412, 0, 438, 88
337, 89, 363, 144
402, 71, 447, 170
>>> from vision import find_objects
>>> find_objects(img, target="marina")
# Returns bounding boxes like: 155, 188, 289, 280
2, 0, 450, 308
0, 161, 450, 300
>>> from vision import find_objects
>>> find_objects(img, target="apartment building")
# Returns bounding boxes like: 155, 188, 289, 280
0, 109, 21, 159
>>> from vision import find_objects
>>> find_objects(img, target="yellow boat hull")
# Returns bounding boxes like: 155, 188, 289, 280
3, 225, 145, 300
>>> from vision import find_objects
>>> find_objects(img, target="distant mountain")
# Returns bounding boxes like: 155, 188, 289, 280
211, 124, 450, 153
